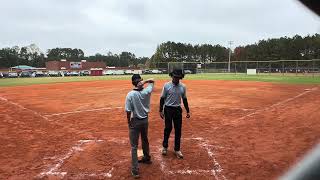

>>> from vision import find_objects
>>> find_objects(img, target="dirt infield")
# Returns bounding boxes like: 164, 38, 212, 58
0, 80, 319, 180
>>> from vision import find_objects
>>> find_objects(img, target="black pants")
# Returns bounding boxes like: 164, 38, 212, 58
162, 106, 182, 151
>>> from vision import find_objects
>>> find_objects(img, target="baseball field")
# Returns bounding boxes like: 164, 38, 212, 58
0, 74, 320, 179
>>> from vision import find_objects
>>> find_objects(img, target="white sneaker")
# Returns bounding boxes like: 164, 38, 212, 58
175, 151, 183, 159
162, 147, 167, 156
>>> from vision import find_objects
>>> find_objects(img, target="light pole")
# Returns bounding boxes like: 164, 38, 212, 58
228, 41, 233, 73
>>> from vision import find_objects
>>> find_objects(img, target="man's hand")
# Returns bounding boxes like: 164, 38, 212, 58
128, 118, 134, 128
186, 113, 190, 119
160, 112, 164, 119
144, 78, 154, 84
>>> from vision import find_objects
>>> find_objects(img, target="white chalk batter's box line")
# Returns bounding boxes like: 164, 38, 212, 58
37, 138, 129, 179
153, 137, 227, 180
36, 137, 226, 179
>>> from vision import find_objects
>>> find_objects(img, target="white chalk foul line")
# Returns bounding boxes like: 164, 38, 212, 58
168, 169, 212, 175
37, 139, 104, 178
209, 107, 254, 111
152, 146, 167, 173
44, 106, 123, 117
0, 96, 49, 120
188, 137, 227, 180
237, 87, 318, 121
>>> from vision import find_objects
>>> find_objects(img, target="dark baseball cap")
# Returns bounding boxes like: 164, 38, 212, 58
132, 74, 142, 82
169, 69, 185, 79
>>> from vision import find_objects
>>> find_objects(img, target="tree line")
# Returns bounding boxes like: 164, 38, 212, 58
0, 34, 319, 69
0, 45, 149, 69
149, 34, 320, 68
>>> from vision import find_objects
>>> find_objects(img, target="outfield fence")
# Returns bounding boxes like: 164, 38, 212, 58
154, 59, 320, 76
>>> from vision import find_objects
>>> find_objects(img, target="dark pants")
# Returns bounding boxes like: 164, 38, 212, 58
129, 117, 150, 171
162, 106, 182, 151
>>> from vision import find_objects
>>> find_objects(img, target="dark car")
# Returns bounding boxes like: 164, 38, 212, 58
35, 71, 45, 77
20, 71, 32, 77
2, 72, 9, 78
80, 70, 90, 76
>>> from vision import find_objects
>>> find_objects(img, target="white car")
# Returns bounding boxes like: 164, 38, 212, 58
48, 71, 60, 77
103, 70, 114, 75
151, 69, 162, 74
8, 72, 18, 78
70, 71, 80, 76
184, 70, 192, 74
113, 70, 125, 75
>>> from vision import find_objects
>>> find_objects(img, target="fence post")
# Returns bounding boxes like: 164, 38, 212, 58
312, 59, 315, 78
245, 62, 247, 75
296, 61, 298, 76
282, 61, 284, 76
234, 62, 237, 74
269, 61, 271, 75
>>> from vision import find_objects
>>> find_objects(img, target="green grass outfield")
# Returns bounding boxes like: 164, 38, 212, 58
1, 73, 320, 87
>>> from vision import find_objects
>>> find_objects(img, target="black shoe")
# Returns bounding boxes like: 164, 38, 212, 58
131, 170, 140, 179
138, 156, 152, 164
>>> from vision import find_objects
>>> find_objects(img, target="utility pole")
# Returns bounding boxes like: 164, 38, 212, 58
228, 41, 233, 73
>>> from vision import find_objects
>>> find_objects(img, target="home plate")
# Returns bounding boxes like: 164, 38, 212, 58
138, 149, 143, 158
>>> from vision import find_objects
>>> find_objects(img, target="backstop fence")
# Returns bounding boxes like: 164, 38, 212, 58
154, 59, 320, 76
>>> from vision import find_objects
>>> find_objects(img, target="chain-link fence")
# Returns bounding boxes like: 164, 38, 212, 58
155, 59, 320, 76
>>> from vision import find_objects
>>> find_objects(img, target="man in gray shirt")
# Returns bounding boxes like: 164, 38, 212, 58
159, 69, 190, 159
125, 74, 154, 178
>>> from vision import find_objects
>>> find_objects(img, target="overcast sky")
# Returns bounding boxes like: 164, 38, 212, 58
0, 0, 319, 57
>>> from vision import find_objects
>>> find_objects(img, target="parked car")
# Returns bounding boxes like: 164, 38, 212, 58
61, 71, 70, 76
8, 72, 18, 78
70, 71, 80, 76
114, 70, 125, 75
80, 70, 90, 76
48, 71, 60, 77
143, 69, 152, 74
20, 71, 32, 77
35, 71, 45, 77
103, 70, 113, 75
43, 72, 49, 77
184, 70, 192, 74
2, 72, 9, 78
161, 69, 168, 74
125, 70, 133, 74
151, 69, 162, 74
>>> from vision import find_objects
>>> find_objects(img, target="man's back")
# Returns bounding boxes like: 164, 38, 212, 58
126, 83, 154, 119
